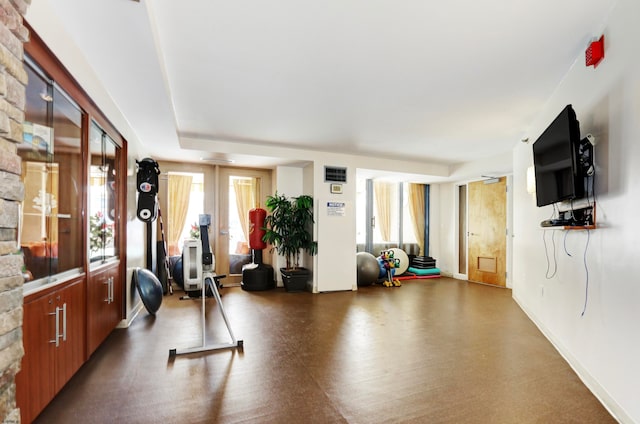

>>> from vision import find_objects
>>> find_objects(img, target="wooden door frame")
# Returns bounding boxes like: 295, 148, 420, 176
453, 182, 468, 281
217, 167, 272, 285
454, 176, 513, 288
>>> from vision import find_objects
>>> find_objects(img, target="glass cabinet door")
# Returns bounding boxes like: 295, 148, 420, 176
19, 60, 83, 281
89, 121, 119, 263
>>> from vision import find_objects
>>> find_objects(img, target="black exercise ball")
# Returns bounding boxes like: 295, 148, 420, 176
134, 268, 163, 315
172, 256, 184, 288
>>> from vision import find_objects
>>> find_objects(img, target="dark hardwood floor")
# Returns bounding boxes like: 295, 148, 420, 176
34, 278, 615, 423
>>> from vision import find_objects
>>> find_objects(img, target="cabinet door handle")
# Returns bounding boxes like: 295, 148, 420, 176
59, 303, 67, 342
105, 277, 114, 303
48, 304, 66, 347
103, 277, 111, 303
49, 308, 60, 347
61, 303, 67, 342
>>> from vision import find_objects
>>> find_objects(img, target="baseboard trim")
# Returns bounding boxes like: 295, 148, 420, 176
512, 294, 631, 423
117, 300, 145, 328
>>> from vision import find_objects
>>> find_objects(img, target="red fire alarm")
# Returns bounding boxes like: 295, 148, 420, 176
585, 35, 605, 68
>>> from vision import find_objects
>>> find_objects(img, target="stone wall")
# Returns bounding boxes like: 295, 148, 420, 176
0, 0, 30, 422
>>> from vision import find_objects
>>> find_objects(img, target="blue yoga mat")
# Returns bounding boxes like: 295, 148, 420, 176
407, 267, 441, 276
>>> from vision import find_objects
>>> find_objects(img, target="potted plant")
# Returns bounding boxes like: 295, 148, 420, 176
262, 192, 318, 292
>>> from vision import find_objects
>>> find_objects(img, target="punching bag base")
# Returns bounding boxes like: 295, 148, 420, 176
241, 264, 275, 291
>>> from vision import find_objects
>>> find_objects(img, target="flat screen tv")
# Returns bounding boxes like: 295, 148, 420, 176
532, 105, 584, 207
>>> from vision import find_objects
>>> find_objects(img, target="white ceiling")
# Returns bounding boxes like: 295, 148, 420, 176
26, 0, 616, 172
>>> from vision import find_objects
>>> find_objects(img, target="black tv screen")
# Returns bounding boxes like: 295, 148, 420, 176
532, 105, 583, 207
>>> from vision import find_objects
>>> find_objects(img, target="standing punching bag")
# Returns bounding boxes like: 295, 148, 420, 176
241, 207, 274, 291
248, 208, 267, 263
136, 158, 160, 222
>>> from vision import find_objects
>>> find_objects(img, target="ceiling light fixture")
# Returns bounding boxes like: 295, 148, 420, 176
199, 157, 235, 164
481, 175, 500, 184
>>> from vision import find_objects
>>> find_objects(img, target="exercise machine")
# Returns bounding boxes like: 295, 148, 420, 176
135, 157, 172, 294
169, 214, 243, 357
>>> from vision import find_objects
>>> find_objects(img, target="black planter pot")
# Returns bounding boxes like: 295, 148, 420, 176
280, 267, 310, 292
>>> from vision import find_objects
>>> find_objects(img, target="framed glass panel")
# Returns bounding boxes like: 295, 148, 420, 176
402, 184, 418, 245
357, 178, 427, 256
372, 181, 399, 250
19, 61, 83, 281
166, 172, 204, 256
227, 176, 258, 274
89, 121, 119, 263
52, 84, 83, 273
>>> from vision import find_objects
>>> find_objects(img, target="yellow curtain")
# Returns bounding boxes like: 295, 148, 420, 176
408, 183, 426, 255
168, 174, 193, 253
233, 178, 257, 245
373, 181, 392, 242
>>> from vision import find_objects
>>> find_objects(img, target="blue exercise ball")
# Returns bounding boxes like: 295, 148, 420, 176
172, 257, 184, 288
377, 257, 388, 278
357, 252, 380, 286
134, 268, 163, 315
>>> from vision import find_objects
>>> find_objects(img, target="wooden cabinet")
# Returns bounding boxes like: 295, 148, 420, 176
87, 262, 122, 355
16, 264, 124, 423
16, 29, 128, 424
16, 277, 86, 424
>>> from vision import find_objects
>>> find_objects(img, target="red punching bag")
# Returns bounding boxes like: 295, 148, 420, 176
248, 208, 267, 250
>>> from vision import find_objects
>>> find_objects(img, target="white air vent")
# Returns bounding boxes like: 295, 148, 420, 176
325, 166, 347, 183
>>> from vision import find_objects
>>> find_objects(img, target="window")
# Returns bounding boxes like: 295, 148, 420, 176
402, 184, 418, 245
166, 172, 204, 256
356, 178, 428, 256
228, 176, 259, 254
373, 181, 399, 246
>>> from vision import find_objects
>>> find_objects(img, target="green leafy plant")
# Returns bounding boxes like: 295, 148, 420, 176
262, 192, 317, 270
89, 211, 113, 253
189, 222, 200, 239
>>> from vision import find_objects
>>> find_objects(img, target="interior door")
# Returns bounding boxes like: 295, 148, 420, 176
468, 177, 507, 287
217, 168, 272, 285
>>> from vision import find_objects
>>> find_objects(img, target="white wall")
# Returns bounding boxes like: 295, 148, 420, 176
313, 162, 357, 292
269, 166, 305, 285
271, 162, 357, 292
513, 0, 640, 421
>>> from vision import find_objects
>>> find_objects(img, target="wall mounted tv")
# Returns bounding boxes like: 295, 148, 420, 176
532, 104, 584, 207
